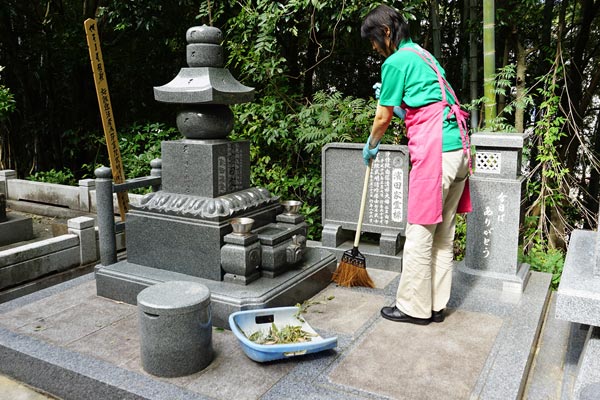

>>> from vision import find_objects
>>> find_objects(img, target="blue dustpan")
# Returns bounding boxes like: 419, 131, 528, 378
229, 306, 337, 362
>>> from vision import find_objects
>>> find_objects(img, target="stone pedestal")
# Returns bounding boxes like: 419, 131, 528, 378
125, 202, 280, 281
221, 231, 262, 284
458, 132, 530, 293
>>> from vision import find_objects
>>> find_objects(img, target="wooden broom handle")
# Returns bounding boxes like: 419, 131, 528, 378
354, 160, 372, 247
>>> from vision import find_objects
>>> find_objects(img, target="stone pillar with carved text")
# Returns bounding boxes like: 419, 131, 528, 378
458, 132, 530, 293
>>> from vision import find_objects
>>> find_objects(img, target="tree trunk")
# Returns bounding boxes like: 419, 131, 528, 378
483, 0, 496, 128
430, 0, 441, 60
469, 0, 479, 129
515, 39, 526, 133
558, 0, 600, 173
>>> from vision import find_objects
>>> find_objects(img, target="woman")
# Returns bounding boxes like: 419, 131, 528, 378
361, 4, 471, 325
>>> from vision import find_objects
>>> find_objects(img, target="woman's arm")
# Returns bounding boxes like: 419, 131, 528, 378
369, 104, 394, 147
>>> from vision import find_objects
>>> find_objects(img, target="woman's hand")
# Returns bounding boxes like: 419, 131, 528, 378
363, 137, 380, 165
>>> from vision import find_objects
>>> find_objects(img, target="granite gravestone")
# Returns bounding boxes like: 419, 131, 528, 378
94, 25, 336, 329
116, 25, 278, 281
458, 132, 530, 293
320, 143, 409, 271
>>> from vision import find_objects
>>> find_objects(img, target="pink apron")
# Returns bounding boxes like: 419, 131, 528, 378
399, 47, 472, 225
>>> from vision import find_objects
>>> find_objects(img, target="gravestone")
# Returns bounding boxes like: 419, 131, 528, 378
457, 132, 530, 293
320, 143, 409, 272
0, 192, 34, 247
94, 26, 336, 328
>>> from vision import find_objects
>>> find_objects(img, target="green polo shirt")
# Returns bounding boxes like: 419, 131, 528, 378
378, 39, 463, 152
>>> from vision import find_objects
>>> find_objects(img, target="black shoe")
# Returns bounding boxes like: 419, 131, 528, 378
380, 306, 431, 325
431, 309, 445, 323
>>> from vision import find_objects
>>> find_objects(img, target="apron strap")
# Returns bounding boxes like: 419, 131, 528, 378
398, 47, 472, 173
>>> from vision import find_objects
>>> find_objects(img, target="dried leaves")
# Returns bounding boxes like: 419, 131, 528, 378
245, 323, 316, 345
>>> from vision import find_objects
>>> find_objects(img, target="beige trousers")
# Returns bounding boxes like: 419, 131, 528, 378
396, 150, 469, 319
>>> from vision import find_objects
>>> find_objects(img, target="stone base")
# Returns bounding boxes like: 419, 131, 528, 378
0, 215, 34, 246
223, 271, 260, 285
125, 203, 281, 281
95, 247, 336, 328
457, 260, 531, 294
318, 240, 403, 273
556, 229, 600, 326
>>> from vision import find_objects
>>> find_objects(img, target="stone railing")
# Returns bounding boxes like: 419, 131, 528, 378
0, 216, 96, 303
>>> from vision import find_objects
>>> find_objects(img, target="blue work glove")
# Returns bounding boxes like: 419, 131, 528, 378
373, 82, 381, 99
363, 137, 380, 166
393, 106, 406, 120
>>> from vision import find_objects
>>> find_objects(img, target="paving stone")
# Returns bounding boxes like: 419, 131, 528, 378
0, 280, 97, 330
303, 285, 387, 336
16, 297, 135, 346
66, 314, 139, 367
184, 328, 296, 400
328, 310, 503, 399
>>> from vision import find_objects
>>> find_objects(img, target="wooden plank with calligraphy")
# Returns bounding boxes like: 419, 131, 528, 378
84, 18, 129, 221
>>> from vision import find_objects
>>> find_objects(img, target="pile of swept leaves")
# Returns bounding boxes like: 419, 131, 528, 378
245, 323, 316, 345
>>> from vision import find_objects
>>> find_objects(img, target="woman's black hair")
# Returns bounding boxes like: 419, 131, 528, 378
361, 4, 410, 53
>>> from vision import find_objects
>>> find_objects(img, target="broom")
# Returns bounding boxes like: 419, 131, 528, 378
332, 159, 375, 288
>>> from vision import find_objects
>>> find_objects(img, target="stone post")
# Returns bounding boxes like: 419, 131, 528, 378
458, 132, 530, 293
150, 158, 162, 192
95, 166, 117, 266
0, 169, 17, 196
68, 216, 97, 265
78, 179, 96, 212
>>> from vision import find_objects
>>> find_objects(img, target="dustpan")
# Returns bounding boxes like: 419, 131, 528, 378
229, 307, 337, 362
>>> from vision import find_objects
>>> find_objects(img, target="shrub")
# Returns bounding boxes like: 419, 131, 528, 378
519, 244, 564, 290
27, 168, 77, 186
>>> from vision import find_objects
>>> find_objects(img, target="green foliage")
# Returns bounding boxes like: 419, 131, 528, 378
522, 66, 572, 249
116, 122, 179, 180
467, 64, 533, 132
453, 215, 467, 261
232, 90, 381, 240
519, 244, 564, 290
0, 85, 15, 121
27, 168, 77, 186
232, 93, 321, 238
295, 91, 377, 152
0, 66, 15, 121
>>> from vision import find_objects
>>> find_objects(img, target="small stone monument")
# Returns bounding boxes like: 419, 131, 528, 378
0, 192, 34, 247
320, 143, 409, 271
458, 132, 530, 293
95, 26, 336, 328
